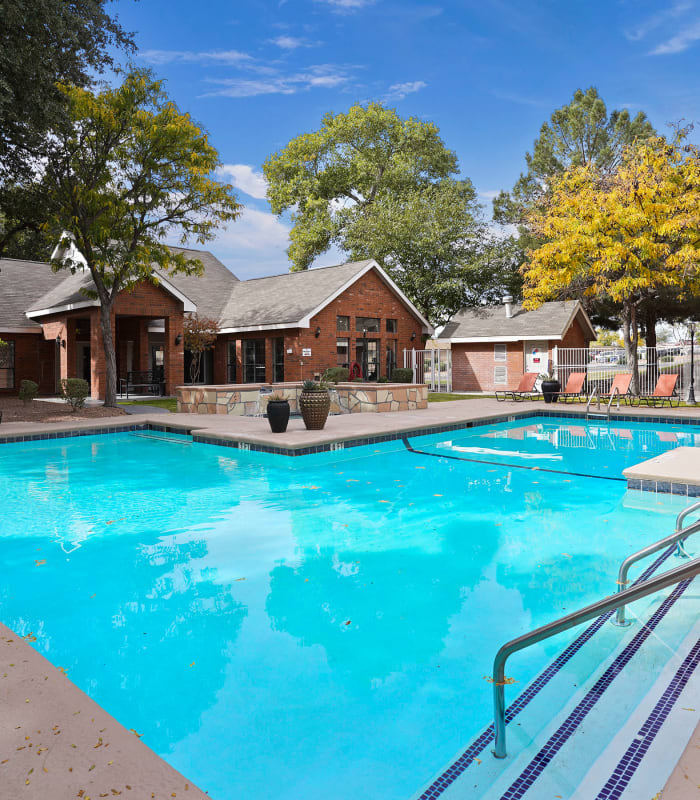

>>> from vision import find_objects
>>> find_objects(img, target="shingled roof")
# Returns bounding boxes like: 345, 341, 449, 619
0, 258, 67, 330
219, 259, 374, 331
439, 300, 594, 341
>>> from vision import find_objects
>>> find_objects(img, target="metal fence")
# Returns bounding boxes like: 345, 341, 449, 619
403, 348, 452, 392
555, 346, 700, 398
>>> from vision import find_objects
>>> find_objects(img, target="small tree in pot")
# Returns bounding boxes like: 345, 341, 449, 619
299, 379, 330, 430
266, 392, 290, 433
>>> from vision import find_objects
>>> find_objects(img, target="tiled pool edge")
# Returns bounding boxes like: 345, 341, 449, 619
4, 406, 700, 456
626, 478, 700, 497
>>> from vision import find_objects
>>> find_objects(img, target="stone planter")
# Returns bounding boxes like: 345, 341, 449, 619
299, 390, 330, 430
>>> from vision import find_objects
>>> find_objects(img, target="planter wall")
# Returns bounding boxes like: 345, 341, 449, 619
176, 382, 429, 415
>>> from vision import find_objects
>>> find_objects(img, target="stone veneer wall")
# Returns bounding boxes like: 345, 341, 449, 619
176, 382, 428, 415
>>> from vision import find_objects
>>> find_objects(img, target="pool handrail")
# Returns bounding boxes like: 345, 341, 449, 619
613, 500, 700, 627
491, 555, 700, 759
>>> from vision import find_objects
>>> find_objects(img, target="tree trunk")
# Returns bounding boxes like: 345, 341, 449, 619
100, 300, 118, 408
622, 302, 640, 395
644, 304, 658, 390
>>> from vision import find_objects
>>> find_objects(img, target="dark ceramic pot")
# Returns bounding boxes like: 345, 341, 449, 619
299, 390, 330, 430
541, 379, 561, 404
267, 400, 290, 433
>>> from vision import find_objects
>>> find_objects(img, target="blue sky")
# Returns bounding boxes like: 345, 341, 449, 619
111, 0, 700, 279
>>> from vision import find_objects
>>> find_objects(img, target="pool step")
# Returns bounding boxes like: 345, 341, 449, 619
416, 574, 700, 800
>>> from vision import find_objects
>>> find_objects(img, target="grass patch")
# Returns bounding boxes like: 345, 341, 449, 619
428, 392, 495, 402
118, 397, 178, 412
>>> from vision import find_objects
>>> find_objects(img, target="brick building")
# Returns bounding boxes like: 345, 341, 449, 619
439, 298, 595, 392
0, 250, 432, 400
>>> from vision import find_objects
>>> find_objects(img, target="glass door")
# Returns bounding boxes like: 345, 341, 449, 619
355, 339, 379, 381
273, 337, 284, 383
243, 339, 266, 383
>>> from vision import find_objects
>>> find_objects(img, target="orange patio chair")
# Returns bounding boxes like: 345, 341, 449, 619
634, 374, 680, 407
555, 372, 587, 403
495, 372, 540, 402
600, 373, 633, 405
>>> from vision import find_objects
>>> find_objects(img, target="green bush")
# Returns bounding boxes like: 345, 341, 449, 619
61, 377, 90, 411
377, 375, 389, 383
18, 379, 39, 405
390, 368, 414, 383
322, 366, 349, 384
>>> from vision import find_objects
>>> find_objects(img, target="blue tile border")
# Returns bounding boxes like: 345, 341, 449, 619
415, 546, 678, 800
627, 478, 700, 497
595, 635, 700, 799
497, 577, 693, 800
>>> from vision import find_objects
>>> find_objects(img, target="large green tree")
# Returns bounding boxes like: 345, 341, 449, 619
43, 69, 240, 407
264, 102, 459, 267
0, 0, 134, 257
339, 178, 487, 325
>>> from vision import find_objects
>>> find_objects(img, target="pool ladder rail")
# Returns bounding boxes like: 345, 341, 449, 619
585, 386, 621, 421
491, 501, 700, 759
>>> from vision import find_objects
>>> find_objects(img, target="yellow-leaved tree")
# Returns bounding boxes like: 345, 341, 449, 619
522, 133, 700, 394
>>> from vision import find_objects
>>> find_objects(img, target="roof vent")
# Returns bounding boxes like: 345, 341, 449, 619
503, 295, 513, 319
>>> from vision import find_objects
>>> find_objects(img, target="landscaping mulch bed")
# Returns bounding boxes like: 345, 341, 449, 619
0, 397, 127, 424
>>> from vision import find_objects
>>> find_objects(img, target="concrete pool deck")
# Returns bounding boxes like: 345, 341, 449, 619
2, 397, 700, 798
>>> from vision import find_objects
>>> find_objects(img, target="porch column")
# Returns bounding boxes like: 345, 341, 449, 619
89, 308, 113, 400
163, 312, 184, 395
138, 319, 150, 372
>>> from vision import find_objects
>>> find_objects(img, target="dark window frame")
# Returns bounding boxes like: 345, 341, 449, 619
0, 339, 15, 389
355, 316, 380, 333
386, 318, 398, 333
337, 315, 350, 331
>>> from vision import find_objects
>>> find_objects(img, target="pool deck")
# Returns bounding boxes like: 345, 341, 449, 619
2, 397, 700, 799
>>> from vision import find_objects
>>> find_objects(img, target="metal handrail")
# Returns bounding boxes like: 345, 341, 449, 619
492, 556, 700, 758
586, 387, 600, 414
613, 501, 700, 626
607, 385, 621, 413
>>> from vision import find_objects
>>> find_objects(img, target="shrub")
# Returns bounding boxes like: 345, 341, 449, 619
322, 366, 349, 384
377, 375, 389, 383
391, 368, 414, 383
19, 379, 39, 405
61, 378, 90, 411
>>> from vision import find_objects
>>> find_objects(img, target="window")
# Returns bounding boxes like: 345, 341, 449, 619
494, 365, 507, 385
386, 318, 397, 333
385, 340, 397, 378
273, 337, 285, 383
227, 340, 237, 382
494, 343, 507, 362
355, 316, 380, 333
0, 340, 14, 389
243, 339, 266, 383
337, 315, 350, 331
337, 338, 350, 368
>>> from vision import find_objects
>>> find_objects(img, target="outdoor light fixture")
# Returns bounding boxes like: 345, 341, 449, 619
315, 326, 321, 338
410, 332, 417, 341
175, 333, 183, 345
688, 323, 696, 405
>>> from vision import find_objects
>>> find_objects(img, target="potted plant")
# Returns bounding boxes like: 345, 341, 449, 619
539, 370, 561, 403
266, 392, 290, 433
299, 379, 330, 430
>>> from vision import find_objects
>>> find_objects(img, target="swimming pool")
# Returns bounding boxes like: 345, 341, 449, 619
0, 416, 695, 799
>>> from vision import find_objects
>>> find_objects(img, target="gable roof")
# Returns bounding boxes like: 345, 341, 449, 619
0, 258, 67, 331
218, 259, 433, 333
439, 300, 595, 342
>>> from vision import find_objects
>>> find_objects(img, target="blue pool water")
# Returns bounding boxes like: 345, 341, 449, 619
0, 416, 695, 799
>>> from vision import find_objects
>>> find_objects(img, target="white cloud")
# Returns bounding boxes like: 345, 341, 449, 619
268, 35, 318, 49
624, 2, 691, 41
217, 164, 268, 199
479, 189, 501, 200
383, 80, 427, 101
315, 0, 375, 10
650, 18, 700, 54
140, 49, 252, 66
202, 64, 354, 97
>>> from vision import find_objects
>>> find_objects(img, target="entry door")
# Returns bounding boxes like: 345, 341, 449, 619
356, 339, 379, 381
76, 343, 91, 383
524, 341, 548, 380
151, 345, 165, 381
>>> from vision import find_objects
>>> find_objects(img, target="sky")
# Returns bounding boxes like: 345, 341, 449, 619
110, 0, 700, 280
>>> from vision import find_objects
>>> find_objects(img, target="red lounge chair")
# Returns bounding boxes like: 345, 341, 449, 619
495, 372, 540, 402
601, 373, 633, 405
634, 374, 680, 407
555, 372, 587, 403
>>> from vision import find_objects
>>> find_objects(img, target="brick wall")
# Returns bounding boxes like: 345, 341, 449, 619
211, 267, 425, 384
452, 341, 525, 392
0, 332, 56, 394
